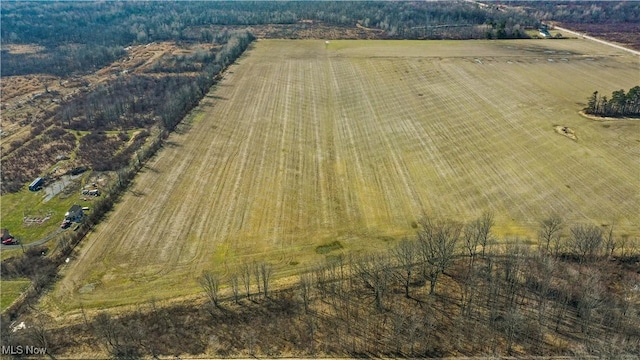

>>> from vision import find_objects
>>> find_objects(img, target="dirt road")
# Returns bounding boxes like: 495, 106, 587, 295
552, 25, 640, 56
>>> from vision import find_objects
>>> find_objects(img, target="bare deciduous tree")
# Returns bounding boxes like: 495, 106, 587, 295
314, 265, 328, 299
502, 240, 526, 310
503, 308, 524, 355
459, 263, 478, 317
94, 312, 120, 356
569, 224, 603, 263
604, 221, 616, 257
478, 212, 495, 258
27, 316, 56, 360
392, 238, 417, 298
299, 273, 313, 313
354, 254, 391, 311
229, 272, 240, 304
253, 262, 262, 298
241, 264, 252, 301
260, 262, 272, 298
538, 214, 563, 255
463, 221, 481, 269
417, 216, 461, 294
534, 255, 556, 326
199, 270, 221, 308
577, 270, 604, 334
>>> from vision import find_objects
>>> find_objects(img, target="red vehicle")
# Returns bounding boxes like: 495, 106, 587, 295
60, 220, 72, 229
2, 237, 17, 245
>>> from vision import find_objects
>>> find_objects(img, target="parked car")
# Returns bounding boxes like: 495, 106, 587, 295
60, 220, 72, 229
2, 237, 17, 245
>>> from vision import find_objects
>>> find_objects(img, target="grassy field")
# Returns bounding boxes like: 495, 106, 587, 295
0, 185, 87, 263
47, 39, 639, 312
0, 279, 31, 311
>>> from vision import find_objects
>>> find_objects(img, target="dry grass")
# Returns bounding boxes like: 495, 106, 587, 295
47, 39, 640, 312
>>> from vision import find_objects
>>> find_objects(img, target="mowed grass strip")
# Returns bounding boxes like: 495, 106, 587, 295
48, 39, 640, 311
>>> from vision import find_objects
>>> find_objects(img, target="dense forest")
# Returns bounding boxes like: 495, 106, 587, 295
1, 0, 636, 105
1, 1, 540, 77
513, 1, 640, 24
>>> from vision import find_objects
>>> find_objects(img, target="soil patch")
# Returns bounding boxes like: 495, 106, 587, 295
554, 125, 577, 140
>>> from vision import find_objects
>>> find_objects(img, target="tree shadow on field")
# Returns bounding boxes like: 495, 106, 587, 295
206, 94, 228, 101
173, 124, 191, 135
142, 165, 159, 174
128, 189, 145, 197
163, 140, 181, 148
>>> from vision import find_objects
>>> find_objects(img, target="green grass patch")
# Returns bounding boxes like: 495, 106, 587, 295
315, 240, 343, 254
1, 247, 23, 262
0, 279, 31, 311
0, 176, 89, 245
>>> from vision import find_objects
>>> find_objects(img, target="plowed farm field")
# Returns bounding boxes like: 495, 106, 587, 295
50, 39, 640, 310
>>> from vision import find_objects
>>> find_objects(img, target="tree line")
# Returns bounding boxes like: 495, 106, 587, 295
584, 86, 640, 117
2, 212, 638, 358
516, 1, 640, 25
52, 30, 253, 132
1, 1, 541, 77
8, 1, 638, 78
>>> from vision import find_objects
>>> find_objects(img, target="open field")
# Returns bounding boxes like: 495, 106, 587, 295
0, 279, 31, 311
48, 39, 640, 311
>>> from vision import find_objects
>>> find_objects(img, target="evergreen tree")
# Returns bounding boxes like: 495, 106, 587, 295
586, 91, 598, 114
585, 87, 640, 117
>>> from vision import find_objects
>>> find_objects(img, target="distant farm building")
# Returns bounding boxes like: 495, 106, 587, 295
29, 177, 44, 191
538, 25, 551, 38
65, 205, 84, 222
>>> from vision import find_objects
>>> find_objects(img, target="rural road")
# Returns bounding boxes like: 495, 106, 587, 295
552, 25, 640, 56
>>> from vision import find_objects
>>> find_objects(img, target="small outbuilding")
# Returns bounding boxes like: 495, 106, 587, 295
538, 25, 551, 38
29, 177, 44, 191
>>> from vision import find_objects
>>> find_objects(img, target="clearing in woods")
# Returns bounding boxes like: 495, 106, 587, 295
49, 39, 640, 311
